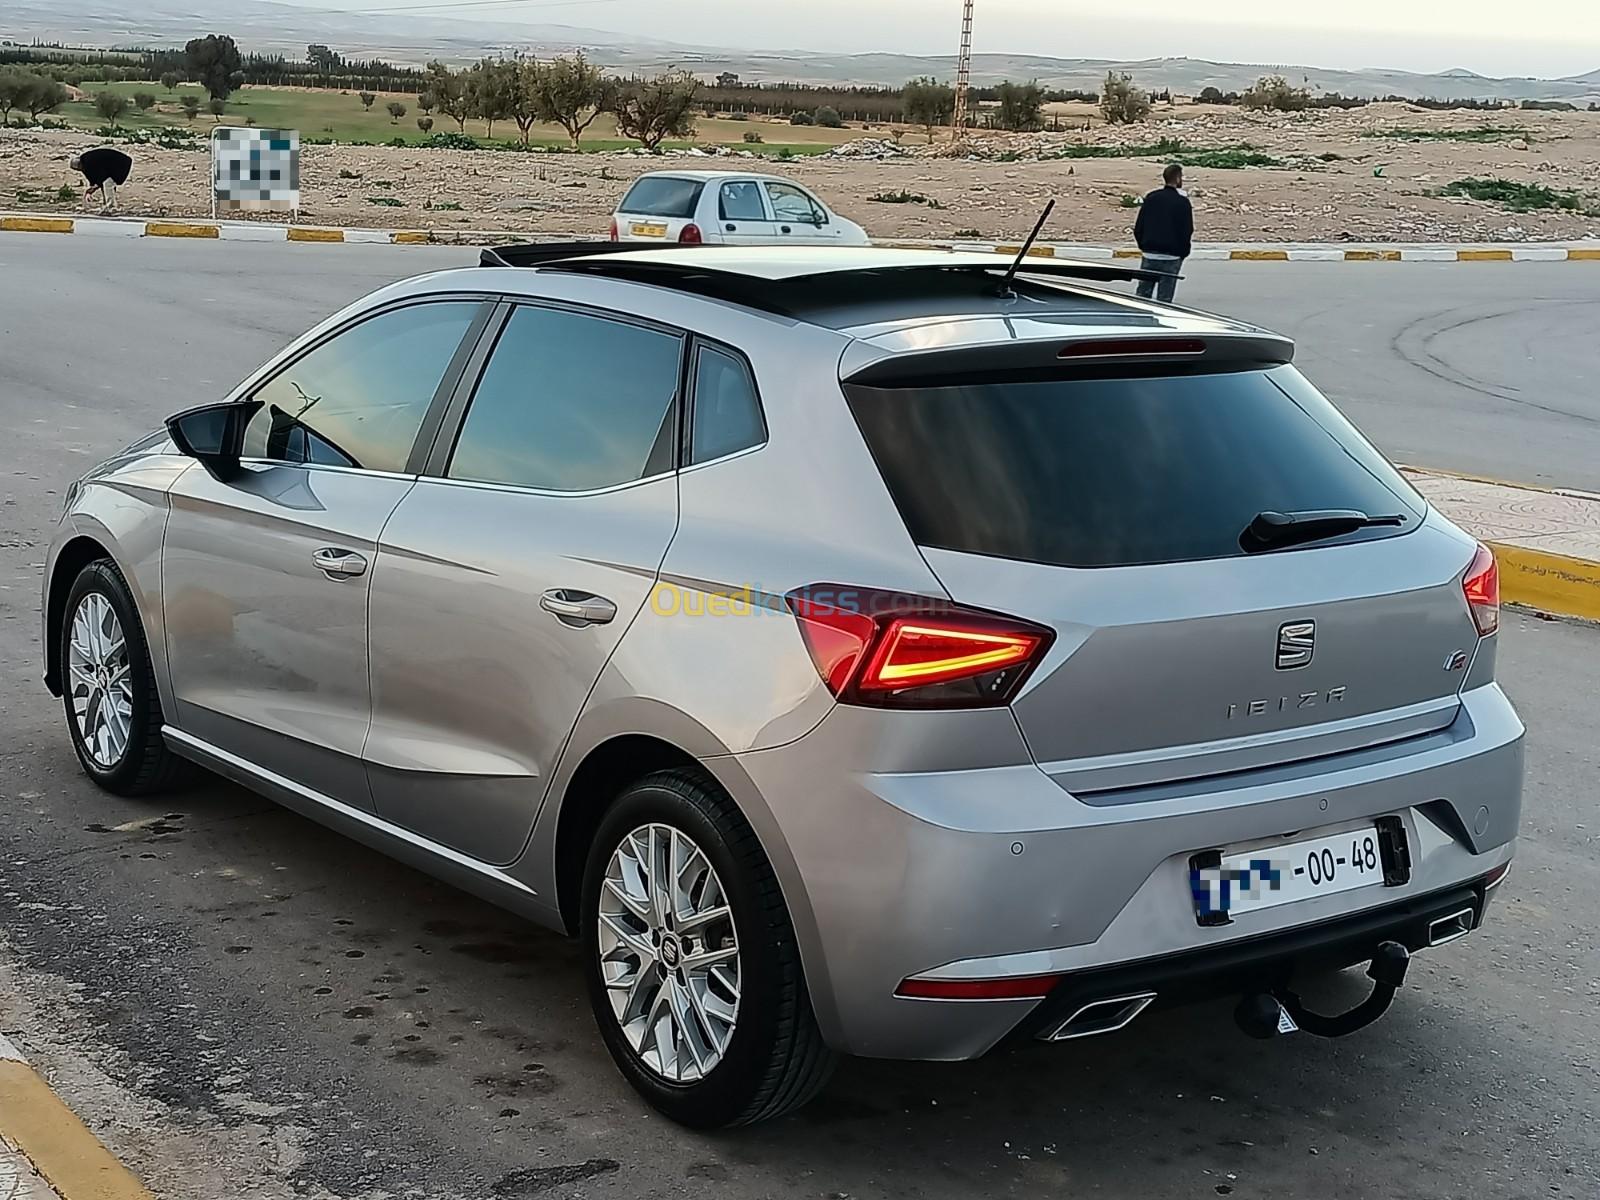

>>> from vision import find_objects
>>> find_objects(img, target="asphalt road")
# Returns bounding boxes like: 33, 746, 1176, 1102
0, 235, 1597, 1200
3, 235, 1599, 489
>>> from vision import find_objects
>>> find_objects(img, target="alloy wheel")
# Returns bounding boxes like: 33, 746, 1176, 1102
596, 822, 741, 1083
68, 592, 133, 770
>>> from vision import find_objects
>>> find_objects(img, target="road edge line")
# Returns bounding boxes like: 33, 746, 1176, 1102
0, 1034, 156, 1200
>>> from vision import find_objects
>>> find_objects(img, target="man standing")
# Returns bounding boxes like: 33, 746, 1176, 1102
1132, 163, 1193, 304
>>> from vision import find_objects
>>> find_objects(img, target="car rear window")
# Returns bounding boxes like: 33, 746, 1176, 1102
619, 177, 705, 218
844, 365, 1423, 569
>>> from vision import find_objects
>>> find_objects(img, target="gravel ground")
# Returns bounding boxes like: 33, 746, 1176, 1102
3, 102, 1599, 242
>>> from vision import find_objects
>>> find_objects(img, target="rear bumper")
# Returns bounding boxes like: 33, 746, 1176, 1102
1011, 875, 1497, 1045
715, 682, 1523, 1061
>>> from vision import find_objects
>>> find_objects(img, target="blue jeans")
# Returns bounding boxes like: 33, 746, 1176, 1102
1135, 255, 1183, 303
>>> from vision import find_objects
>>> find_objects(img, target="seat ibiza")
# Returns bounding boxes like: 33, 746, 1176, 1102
42, 245, 1522, 1127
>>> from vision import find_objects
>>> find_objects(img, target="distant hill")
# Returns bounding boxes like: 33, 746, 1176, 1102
5, 0, 1598, 103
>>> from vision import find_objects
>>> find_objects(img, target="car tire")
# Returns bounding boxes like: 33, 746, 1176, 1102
580, 768, 836, 1128
60, 558, 190, 796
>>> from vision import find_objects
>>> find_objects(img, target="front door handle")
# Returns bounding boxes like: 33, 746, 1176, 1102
312, 547, 368, 579
540, 589, 617, 627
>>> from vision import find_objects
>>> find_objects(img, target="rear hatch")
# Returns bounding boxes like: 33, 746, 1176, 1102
844, 361, 1483, 796
614, 176, 705, 243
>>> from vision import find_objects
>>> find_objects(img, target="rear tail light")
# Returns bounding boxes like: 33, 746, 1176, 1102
1463, 543, 1499, 636
607, 217, 619, 242
786, 585, 1053, 709
896, 974, 1060, 1001
678, 222, 703, 245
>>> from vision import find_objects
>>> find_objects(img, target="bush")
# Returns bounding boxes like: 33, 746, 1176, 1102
742, 129, 763, 143
160, 71, 180, 91
1119, 193, 1141, 208
133, 91, 156, 111
56, 184, 78, 202
1439, 177, 1583, 212
386, 100, 407, 123
814, 105, 843, 128
418, 130, 479, 149
417, 116, 433, 133
789, 110, 814, 126
1100, 73, 1151, 124
1197, 86, 1226, 104
359, 90, 376, 110
869, 190, 942, 207
1241, 75, 1310, 112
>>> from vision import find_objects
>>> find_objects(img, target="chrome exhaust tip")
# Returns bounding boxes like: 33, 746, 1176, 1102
1427, 907, 1475, 947
1042, 992, 1157, 1041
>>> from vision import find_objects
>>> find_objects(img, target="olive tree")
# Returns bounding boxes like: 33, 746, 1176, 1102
610, 70, 699, 152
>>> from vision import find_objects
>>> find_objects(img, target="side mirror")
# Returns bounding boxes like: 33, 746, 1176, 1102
165, 400, 260, 481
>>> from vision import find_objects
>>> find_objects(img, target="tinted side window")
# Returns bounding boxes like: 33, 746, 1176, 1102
690, 346, 766, 464
719, 182, 767, 222
243, 302, 480, 472
448, 306, 683, 492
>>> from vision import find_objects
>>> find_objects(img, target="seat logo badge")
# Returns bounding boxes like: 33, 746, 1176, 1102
1276, 620, 1316, 670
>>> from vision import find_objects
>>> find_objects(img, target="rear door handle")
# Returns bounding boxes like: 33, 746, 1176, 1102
540, 589, 617, 626
312, 547, 368, 579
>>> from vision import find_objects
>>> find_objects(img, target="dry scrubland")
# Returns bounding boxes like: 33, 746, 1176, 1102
4, 99, 1600, 242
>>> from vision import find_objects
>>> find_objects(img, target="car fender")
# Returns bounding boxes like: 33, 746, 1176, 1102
44, 450, 192, 713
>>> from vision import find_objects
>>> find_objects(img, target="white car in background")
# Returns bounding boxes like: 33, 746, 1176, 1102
610, 171, 871, 247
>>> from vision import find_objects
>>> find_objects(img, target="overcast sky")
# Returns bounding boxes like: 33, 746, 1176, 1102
287, 0, 1600, 78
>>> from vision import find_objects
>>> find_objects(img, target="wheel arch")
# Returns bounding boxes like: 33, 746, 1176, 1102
551, 733, 702, 936
44, 534, 117, 696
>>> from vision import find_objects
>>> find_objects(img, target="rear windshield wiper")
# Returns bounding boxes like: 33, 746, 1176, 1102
1241, 508, 1408, 553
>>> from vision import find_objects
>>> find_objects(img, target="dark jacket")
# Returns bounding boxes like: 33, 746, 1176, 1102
1133, 185, 1193, 259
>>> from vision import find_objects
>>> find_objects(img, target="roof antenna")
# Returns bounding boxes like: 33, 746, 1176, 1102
991, 199, 1054, 298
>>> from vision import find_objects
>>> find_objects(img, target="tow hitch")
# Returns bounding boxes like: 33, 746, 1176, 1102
1234, 941, 1411, 1039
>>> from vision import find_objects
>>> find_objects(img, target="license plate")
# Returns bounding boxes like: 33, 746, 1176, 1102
630, 221, 667, 238
1191, 825, 1387, 919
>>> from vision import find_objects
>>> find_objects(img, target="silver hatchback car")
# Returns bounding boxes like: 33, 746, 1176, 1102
43, 245, 1522, 1127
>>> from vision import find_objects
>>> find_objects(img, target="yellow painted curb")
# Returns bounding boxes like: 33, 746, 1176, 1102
1230, 249, 1290, 260
1112, 248, 1143, 258
391, 230, 430, 244
1569, 248, 1600, 261
287, 227, 344, 243
1345, 249, 1402, 261
1492, 543, 1600, 621
0, 216, 74, 233
995, 244, 1055, 258
0, 1060, 156, 1200
144, 221, 219, 239
1457, 249, 1513, 261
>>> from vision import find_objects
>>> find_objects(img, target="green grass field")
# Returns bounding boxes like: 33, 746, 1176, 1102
51, 80, 862, 155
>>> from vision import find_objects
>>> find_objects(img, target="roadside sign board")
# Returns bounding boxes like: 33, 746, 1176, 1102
211, 126, 299, 216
